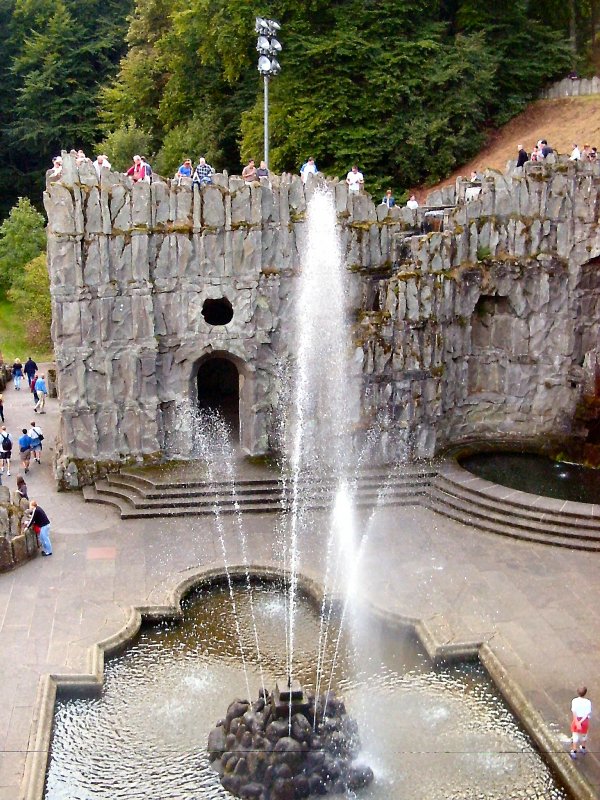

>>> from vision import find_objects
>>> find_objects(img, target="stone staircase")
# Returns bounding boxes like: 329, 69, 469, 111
426, 461, 600, 551
82, 464, 437, 519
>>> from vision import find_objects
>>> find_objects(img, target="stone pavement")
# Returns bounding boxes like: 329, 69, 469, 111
0, 378, 599, 799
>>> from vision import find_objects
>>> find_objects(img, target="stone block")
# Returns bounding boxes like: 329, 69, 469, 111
0, 537, 13, 571
11, 534, 27, 564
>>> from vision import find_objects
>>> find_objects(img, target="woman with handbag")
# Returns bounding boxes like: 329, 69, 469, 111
28, 422, 44, 464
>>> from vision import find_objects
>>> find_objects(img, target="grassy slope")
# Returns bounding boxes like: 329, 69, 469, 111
416, 95, 600, 198
0, 299, 53, 363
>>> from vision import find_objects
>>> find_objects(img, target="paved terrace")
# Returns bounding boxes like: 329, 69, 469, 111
0, 382, 599, 799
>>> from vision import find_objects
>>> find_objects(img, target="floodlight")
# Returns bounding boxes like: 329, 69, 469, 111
269, 58, 281, 75
258, 55, 272, 74
257, 35, 271, 53
255, 16, 268, 33
270, 37, 282, 52
266, 19, 281, 32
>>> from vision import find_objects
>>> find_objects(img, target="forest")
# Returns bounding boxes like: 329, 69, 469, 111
0, 0, 598, 219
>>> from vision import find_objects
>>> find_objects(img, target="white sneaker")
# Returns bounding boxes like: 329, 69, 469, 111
7, 471, 11, 476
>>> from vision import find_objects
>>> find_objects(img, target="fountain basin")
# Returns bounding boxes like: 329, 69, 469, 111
459, 450, 600, 505
44, 578, 568, 800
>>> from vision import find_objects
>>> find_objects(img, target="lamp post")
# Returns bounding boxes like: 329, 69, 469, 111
255, 16, 282, 168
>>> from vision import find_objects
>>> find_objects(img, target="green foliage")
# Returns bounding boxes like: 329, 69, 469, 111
154, 111, 225, 177
0, 0, 132, 217
0, 198, 46, 297
8, 253, 52, 351
100, 0, 573, 198
0, 0, 586, 217
99, 120, 152, 172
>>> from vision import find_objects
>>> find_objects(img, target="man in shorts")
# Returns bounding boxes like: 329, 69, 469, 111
571, 686, 592, 758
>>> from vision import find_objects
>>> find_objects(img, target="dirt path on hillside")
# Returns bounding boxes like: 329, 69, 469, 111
414, 95, 600, 200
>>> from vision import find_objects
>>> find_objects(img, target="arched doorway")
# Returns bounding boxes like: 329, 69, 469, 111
196, 357, 240, 437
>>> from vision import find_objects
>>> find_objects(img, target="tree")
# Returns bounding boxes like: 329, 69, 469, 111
0, 198, 46, 296
99, 119, 151, 172
8, 253, 51, 350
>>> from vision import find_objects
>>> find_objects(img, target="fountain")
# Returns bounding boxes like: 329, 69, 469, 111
205, 187, 375, 799
44, 186, 570, 800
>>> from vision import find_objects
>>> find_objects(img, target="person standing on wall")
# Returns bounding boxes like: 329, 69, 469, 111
34, 374, 48, 414
300, 157, 317, 183
346, 164, 364, 194
25, 500, 52, 556
516, 144, 529, 168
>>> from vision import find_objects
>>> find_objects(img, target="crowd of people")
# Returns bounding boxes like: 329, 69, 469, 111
513, 138, 599, 168
49, 150, 428, 209
0, 355, 52, 555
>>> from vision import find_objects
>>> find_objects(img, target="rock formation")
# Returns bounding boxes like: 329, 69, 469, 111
45, 154, 600, 486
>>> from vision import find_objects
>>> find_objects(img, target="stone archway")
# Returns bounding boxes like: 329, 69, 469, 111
196, 357, 240, 437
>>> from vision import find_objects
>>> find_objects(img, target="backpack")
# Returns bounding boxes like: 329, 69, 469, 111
1, 434, 12, 452
143, 162, 153, 183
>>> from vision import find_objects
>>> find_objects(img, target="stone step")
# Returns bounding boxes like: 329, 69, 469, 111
116, 493, 426, 519
433, 473, 600, 532
424, 495, 600, 551
437, 461, 600, 523
113, 464, 437, 493
93, 478, 427, 511
105, 473, 434, 502
427, 489, 600, 550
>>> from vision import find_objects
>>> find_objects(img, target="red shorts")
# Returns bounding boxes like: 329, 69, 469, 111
571, 717, 589, 734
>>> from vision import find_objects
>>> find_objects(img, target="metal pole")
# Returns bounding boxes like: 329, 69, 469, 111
264, 74, 269, 168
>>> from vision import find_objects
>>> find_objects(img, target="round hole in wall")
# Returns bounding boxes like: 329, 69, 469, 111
202, 297, 234, 326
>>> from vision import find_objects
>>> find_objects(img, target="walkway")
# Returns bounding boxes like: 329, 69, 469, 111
0, 381, 599, 799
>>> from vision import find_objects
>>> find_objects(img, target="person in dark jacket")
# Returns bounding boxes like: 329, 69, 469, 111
26, 500, 52, 555
24, 357, 38, 386
516, 144, 529, 168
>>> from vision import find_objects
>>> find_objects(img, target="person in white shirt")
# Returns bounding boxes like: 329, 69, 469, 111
570, 144, 581, 161
300, 157, 317, 184
406, 194, 419, 210
570, 686, 592, 758
93, 154, 112, 176
346, 164, 364, 193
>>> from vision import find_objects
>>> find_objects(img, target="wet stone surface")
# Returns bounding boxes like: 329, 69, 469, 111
209, 690, 373, 799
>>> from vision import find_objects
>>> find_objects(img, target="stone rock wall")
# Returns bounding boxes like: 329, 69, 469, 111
45, 154, 600, 483
0, 486, 36, 571
541, 76, 600, 99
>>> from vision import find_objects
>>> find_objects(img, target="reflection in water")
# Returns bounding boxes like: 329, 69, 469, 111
45, 583, 567, 800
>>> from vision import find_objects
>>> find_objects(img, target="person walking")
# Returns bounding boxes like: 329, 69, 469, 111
23, 356, 38, 388
0, 426, 12, 476
12, 358, 24, 390
18, 428, 32, 474
34, 374, 48, 413
25, 500, 52, 556
28, 422, 43, 464
570, 686, 592, 759
0, 393, 4, 423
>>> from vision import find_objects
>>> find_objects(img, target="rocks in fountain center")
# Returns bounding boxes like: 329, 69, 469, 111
207, 687, 373, 799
